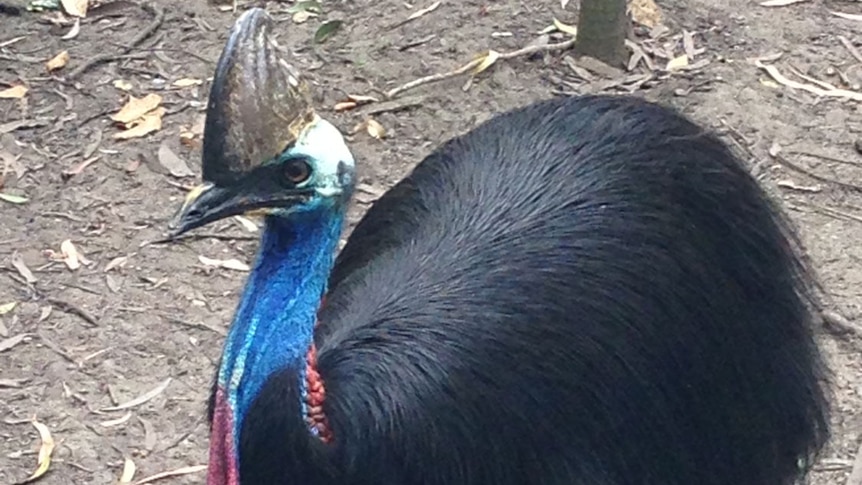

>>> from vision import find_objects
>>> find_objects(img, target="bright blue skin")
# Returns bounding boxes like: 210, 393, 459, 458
215, 118, 354, 457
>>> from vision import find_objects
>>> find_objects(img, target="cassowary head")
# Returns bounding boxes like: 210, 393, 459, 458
169, 8, 355, 237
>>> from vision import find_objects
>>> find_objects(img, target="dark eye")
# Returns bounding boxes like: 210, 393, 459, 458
284, 159, 312, 185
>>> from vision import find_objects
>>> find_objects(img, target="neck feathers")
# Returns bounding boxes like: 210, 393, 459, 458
217, 210, 343, 455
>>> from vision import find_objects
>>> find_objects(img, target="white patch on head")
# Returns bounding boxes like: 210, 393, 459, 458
288, 116, 355, 196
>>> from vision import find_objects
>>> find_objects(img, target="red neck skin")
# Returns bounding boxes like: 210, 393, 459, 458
206, 299, 333, 485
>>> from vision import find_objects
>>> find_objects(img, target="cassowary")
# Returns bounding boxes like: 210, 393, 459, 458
168, 8, 829, 485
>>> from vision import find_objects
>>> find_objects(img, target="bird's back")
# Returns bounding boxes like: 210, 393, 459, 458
313, 95, 828, 485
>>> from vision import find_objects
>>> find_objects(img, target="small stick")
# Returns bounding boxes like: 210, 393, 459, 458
46, 298, 99, 327
385, 38, 576, 99
772, 152, 862, 193
67, 3, 165, 80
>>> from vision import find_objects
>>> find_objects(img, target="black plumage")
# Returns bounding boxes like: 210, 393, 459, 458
236, 94, 830, 485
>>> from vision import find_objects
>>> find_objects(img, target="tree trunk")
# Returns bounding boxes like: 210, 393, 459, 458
574, 0, 629, 68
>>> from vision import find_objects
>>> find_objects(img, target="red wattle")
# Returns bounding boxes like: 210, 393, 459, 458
207, 388, 240, 485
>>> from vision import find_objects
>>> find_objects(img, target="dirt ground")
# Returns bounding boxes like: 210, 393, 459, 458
1, 0, 862, 483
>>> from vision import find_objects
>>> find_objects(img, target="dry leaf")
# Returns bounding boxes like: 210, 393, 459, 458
0, 302, 17, 315
348, 94, 380, 104
18, 418, 55, 483
101, 378, 172, 412
754, 60, 862, 101
132, 465, 207, 485
407, 1, 441, 21
666, 55, 689, 71
113, 80, 133, 91
334, 101, 358, 112
830, 10, 862, 21
38, 306, 52, 323
100, 412, 132, 427
0, 85, 28, 99
113, 108, 164, 140
157, 142, 194, 178
0, 333, 31, 352
119, 458, 136, 483
45, 51, 70, 72
760, 0, 807, 5
365, 118, 386, 139
0, 378, 29, 388
60, 239, 81, 270
61, 0, 88, 17
473, 50, 500, 75
61, 18, 81, 40
292, 11, 314, 23
234, 215, 259, 232
11, 252, 36, 283
172, 78, 203, 88
112, 94, 162, 126
629, 0, 662, 28
0, 192, 28, 204
104, 256, 128, 272
553, 18, 578, 37
199, 255, 251, 272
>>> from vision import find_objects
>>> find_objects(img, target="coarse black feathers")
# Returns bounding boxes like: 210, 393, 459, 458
236, 94, 830, 485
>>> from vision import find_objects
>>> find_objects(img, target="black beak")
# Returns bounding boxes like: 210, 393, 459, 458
167, 183, 312, 238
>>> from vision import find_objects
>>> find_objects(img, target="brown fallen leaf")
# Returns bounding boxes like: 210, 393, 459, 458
334, 101, 358, 112
61, 0, 88, 17
101, 378, 172, 412
132, 465, 207, 485
113, 108, 164, 140
0, 85, 28, 99
45, 51, 69, 72
629, 0, 662, 28
157, 142, 194, 178
111, 94, 162, 126
361, 118, 386, 139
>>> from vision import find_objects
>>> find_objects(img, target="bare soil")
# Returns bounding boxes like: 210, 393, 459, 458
1, 0, 862, 483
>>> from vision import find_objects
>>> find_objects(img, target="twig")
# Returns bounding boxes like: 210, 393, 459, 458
385, 38, 576, 99
771, 152, 862, 193
46, 297, 99, 327
838, 36, 862, 64
788, 149, 862, 168
67, 3, 165, 80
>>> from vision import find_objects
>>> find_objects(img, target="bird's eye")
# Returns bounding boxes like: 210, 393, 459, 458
284, 159, 312, 185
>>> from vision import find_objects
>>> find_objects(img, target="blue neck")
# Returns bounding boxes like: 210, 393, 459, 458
219, 210, 344, 442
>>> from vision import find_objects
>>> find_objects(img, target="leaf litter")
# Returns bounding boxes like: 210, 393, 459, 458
111, 94, 164, 140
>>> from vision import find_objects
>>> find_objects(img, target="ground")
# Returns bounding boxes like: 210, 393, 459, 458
1, 0, 861, 483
